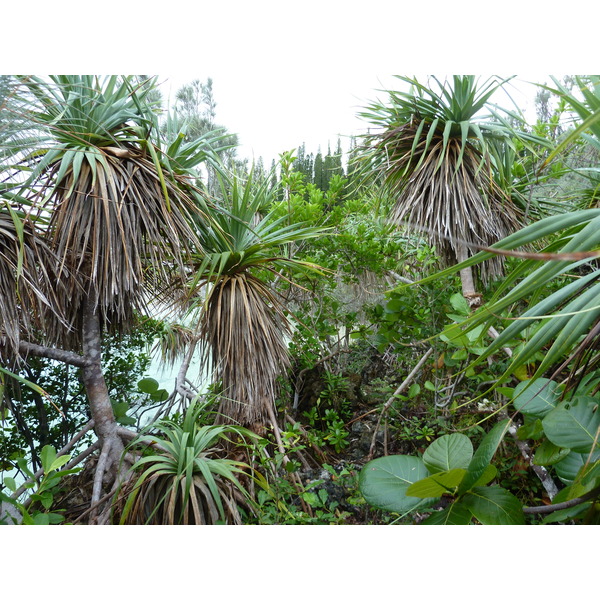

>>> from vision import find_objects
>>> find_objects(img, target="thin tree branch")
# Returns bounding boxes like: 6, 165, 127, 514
506, 419, 559, 501
70, 487, 116, 525
266, 401, 312, 517
117, 426, 168, 453
367, 347, 434, 460
148, 337, 199, 425
10, 420, 96, 501
19, 440, 102, 509
89, 437, 114, 523
522, 485, 600, 515
14, 340, 91, 368
62, 440, 102, 471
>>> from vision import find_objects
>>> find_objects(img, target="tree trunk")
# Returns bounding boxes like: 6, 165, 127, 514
457, 245, 482, 309
80, 296, 127, 500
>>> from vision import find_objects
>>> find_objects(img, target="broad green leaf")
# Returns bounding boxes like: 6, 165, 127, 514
408, 383, 421, 399
542, 396, 600, 453
552, 480, 597, 505
451, 349, 468, 361
48, 455, 71, 473
461, 486, 525, 525
407, 468, 466, 497
513, 365, 530, 382
440, 324, 485, 348
423, 433, 473, 474
32, 513, 51, 525
581, 459, 600, 487
457, 419, 511, 494
497, 387, 514, 399
553, 449, 600, 485
40, 445, 57, 473
473, 464, 497, 487
112, 402, 130, 418
137, 378, 159, 394
450, 293, 470, 316
533, 440, 571, 466
513, 378, 560, 418
47, 513, 65, 525
421, 502, 473, 525
16, 458, 35, 480
516, 417, 545, 441
2, 477, 17, 492
39, 491, 54, 510
359, 455, 435, 514
154, 389, 169, 402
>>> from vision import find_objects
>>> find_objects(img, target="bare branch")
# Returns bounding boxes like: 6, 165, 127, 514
367, 348, 434, 460
523, 485, 600, 515
507, 420, 559, 500
117, 426, 168, 453
15, 340, 91, 368
89, 437, 114, 523
10, 420, 96, 501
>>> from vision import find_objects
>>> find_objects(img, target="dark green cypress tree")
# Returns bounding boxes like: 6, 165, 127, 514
334, 137, 345, 177
313, 147, 324, 191
294, 142, 311, 183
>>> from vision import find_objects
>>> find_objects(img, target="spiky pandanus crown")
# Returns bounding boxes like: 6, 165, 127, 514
5, 76, 222, 350
357, 75, 543, 283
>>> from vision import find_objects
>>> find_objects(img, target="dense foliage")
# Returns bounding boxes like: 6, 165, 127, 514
2, 74, 600, 525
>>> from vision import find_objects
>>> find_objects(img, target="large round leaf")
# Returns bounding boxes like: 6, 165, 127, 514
423, 433, 473, 474
542, 396, 600, 453
137, 377, 160, 394
533, 439, 571, 466
513, 378, 560, 418
359, 455, 434, 513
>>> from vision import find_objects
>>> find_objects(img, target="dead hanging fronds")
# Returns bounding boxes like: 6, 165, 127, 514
389, 137, 522, 282
151, 320, 199, 369
0, 204, 69, 360
200, 272, 291, 426
21, 150, 205, 350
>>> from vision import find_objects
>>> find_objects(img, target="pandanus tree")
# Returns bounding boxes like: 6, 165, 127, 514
357, 75, 546, 306
182, 168, 326, 428
426, 76, 600, 383
0, 75, 226, 514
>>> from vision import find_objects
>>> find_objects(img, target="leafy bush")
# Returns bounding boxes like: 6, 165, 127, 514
359, 422, 525, 524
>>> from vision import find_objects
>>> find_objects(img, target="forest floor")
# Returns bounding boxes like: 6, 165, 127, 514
51, 343, 546, 525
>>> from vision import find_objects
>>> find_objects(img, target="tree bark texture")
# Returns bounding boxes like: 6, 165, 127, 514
457, 245, 482, 308
14, 340, 91, 368
80, 296, 126, 498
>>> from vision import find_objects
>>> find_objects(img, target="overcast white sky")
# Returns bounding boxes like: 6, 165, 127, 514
5, 1, 595, 167
159, 73, 541, 165
158, 71, 402, 164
